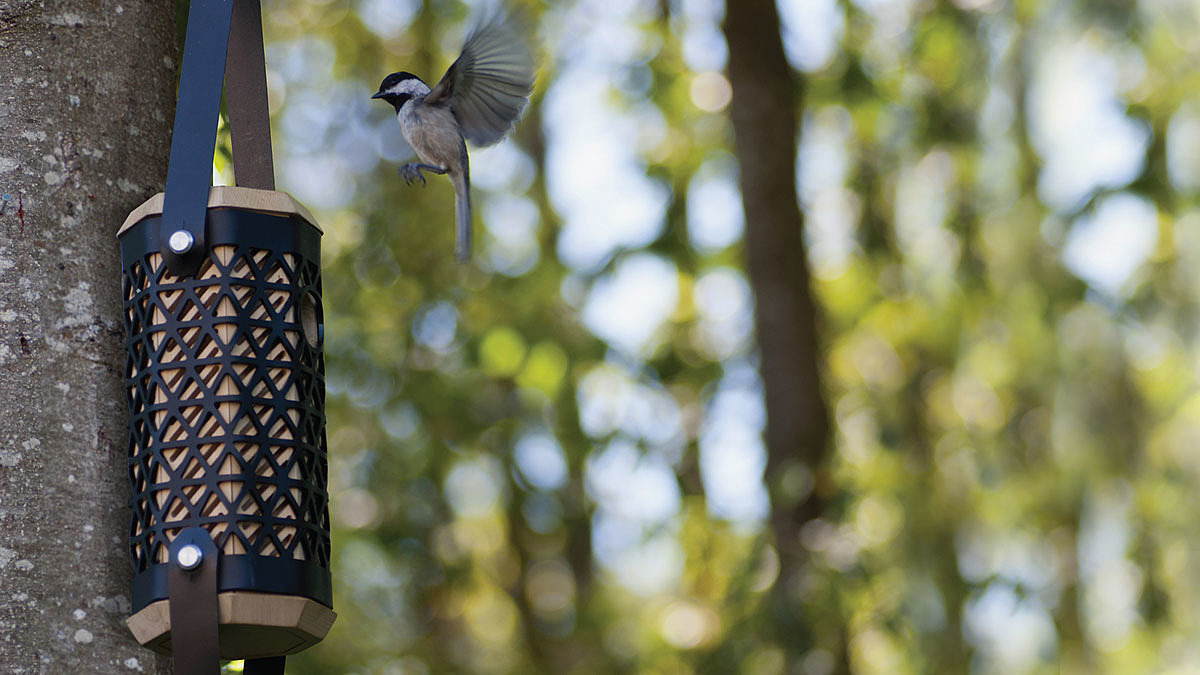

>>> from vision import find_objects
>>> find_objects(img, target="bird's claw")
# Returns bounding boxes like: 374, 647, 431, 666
399, 164, 427, 187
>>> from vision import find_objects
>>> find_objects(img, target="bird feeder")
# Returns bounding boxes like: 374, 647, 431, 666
118, 0, 334, 672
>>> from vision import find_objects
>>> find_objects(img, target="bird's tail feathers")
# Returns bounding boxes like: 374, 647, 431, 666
453, 168, 472, 263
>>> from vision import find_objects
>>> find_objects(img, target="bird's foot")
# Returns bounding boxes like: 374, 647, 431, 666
399, 163, 427, 187
399, 163, 449, 187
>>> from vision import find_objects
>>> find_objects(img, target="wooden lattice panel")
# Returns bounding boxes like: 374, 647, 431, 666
123, 234, 329, 574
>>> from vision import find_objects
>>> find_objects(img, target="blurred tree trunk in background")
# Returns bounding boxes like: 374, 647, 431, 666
0, 2, 176, 671
723, 0, 842, 670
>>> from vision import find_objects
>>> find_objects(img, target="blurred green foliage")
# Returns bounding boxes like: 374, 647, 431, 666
207, 0, 1200, 672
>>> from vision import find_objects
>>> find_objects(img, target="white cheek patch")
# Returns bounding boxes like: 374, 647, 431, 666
388, 79, 430, 98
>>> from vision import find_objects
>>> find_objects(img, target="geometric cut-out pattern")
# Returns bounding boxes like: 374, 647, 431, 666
123, 240, 330, 575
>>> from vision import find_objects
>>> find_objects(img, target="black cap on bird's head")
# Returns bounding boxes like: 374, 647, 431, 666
371, 71, 430, 110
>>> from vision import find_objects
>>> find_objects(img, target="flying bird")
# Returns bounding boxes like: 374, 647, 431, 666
372, 9, 535, 262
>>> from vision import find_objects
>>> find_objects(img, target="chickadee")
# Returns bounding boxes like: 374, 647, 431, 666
372, 10, 535, 262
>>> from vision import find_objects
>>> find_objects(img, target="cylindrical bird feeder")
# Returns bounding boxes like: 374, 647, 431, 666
120, 187, 333, 657
118, 0, 333, 672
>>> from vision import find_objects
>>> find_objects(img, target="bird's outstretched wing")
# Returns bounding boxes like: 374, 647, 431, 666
425, 10, 535, 147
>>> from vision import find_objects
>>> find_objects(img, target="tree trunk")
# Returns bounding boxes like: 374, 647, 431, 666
722, 0, 841, 669
0, 2, 177, 671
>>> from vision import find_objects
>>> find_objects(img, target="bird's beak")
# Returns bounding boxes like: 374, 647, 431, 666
371, 91, 386, 99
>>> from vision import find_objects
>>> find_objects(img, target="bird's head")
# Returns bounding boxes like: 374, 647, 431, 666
371, 72, 431, 110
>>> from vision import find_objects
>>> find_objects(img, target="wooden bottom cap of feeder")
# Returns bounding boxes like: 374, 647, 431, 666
126, 591, 336, 659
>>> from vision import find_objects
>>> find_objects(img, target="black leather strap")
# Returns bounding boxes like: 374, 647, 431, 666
161, 0, 235, 277
245, 656, 287, 675
161, 0, 275, 276
226, 0, 275, 190
167, 528, 221, 675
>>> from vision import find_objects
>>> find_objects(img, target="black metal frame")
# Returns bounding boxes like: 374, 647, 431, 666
121, 208, 331, 612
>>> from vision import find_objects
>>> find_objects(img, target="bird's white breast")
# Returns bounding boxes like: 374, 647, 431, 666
397, 102, 422, 143
397, 101, 464, 171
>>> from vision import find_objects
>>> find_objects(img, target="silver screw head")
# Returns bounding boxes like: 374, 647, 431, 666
176, 543, 203, 570
167, 230, 194, 254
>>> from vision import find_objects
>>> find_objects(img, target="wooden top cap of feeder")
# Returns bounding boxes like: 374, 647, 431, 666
119, 186, 322, 235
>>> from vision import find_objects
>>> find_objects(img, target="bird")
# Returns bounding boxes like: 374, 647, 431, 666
372, 9, 535, 262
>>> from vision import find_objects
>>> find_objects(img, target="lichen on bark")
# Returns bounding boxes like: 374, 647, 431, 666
0, 2, 176, 671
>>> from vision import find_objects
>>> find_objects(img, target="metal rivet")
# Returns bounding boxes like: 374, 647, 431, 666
167, 230, 194, 254
176, 543, 203, 570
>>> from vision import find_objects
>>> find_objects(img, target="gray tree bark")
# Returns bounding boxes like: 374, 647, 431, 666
0, 2, 176, 672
